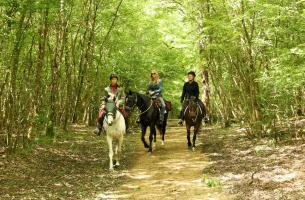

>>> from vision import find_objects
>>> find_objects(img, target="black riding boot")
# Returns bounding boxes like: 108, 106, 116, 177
125, 118, 130, 134
159, 108, 165, 125
178, 111, 184, 125
94, 116, 104, 136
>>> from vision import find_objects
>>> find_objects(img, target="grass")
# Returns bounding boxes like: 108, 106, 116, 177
201, 174, 221, 188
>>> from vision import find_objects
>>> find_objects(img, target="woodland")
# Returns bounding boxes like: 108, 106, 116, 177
0, 0, 305, 199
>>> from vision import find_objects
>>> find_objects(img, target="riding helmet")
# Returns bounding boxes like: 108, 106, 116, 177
109, 72, 119, 80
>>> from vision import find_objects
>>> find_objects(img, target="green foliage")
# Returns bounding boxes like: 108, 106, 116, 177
180, 0, 305, 131
1, 0, 305, 149
201, 174, 221, 187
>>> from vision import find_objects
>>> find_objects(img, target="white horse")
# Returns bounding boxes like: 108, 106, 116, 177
103, 97, 126, 170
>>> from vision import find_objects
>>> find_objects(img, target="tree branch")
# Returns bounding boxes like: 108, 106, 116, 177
101, 0, 124, 48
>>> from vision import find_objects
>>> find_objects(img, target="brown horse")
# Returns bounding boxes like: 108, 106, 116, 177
184, 97, 206, 151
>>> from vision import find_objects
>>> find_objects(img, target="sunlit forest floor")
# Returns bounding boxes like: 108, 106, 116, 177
203, 126, 305, 199
1, 122, 305, 199
0, 125, 136, 199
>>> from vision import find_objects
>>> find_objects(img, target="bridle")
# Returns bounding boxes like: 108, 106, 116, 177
187, 98, 203, 123
126, 93, 153, 117
104, 104, 117, 124
125, 93, 138, 111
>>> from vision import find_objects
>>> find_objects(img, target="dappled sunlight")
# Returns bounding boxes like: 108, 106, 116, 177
126, 170, 153, 180
203, 127, 305, 199
97, 125, 232, 200
256, 168, 298, 183
95, 191, 131, 199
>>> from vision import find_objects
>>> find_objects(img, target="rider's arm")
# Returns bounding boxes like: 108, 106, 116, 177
147, 83, 155, 96
180, 83, 186, 103
117, 88, 126, 107
100, 88, 108, 106
154, 79, 163, 94
195, 82, 199, 100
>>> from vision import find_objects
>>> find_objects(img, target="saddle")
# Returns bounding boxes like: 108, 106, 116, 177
151, 97, 172, 112
151, 96, 173, 112
152, 97, 161, 108
165, 100, 172, 111
119, 108, 128, 119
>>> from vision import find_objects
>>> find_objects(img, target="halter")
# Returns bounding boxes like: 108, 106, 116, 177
125, 93, 138, 111
104, 109, 122, 125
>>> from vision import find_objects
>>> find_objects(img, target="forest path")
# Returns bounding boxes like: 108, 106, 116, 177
97, 120, 232, 200
2, 121, 304, 200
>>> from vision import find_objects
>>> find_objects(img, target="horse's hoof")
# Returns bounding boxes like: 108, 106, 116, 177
153, 142, 156, 147
187, 143, 192, 147
115, 162, 120, 167
192, 147, 195, 151
161, 141, 165, 146
109, 167, 114, 171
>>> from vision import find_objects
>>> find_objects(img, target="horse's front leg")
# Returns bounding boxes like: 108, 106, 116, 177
153, 126, 157, 148
106, 135, 114, 170
161, 113, 168, 145
115, 135, 124, 167
192, 124, 200, 151
141, 125, 149, 149
186, 124, 192, 147
148, 124, 156, 153
158, 126, 165, 146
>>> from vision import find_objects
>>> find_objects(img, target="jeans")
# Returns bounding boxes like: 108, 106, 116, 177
159, 97, 166, 122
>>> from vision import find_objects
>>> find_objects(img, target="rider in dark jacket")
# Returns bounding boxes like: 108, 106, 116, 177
178, 71, 205, 125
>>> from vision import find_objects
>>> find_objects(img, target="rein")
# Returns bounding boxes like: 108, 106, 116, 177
127, 93, 154, 118
138, 100, 153, 116
186, 99, 202, 123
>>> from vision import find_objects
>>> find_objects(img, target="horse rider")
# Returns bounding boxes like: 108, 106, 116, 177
147, 70, 166, 124
178, 71, 205, 125
94, 73, 127, 135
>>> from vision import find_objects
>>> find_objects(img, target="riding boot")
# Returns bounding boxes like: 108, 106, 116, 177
178, 111, 184, 126
159, 97, 166, 124
93, 127, 101, 136
94, 115, 105, 136
125, 118, 130, 134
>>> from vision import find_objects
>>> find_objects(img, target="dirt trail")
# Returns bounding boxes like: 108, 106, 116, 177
97, 121, 233, 200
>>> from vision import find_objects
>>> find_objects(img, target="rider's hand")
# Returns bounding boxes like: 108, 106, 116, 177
100, 105, 105, 110
149, 91, 154, 96
116, 102, 120, 108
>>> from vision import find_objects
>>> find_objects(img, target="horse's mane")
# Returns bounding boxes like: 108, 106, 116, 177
131, 92, 151, 111
136, 92, 150, 102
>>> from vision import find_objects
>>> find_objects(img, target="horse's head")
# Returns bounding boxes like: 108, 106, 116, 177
105, 97, 117, 126
187, 97, 198, 118
125, 90, 137, 110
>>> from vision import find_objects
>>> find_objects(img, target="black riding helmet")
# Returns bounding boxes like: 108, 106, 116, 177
109, 73, 119, 80
187, 71, 196, 77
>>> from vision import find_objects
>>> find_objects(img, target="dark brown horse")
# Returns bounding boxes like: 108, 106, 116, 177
184, 97, 206, 151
